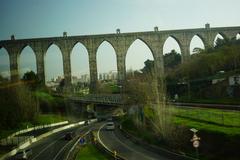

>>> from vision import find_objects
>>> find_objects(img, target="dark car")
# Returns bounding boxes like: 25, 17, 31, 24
13, 149, 32, 160
64, 132, 74, 140
84, 120, 89, 126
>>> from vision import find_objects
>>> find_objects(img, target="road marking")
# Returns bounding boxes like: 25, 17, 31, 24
97, 123, 127, 159
52, 137, 74, 160
110, 131, 154, 160
31, 135, 64, 160
53, 128, 91, 160
97, 124, 155, 160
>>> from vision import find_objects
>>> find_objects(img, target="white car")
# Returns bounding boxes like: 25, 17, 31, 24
106, 122, 115, 130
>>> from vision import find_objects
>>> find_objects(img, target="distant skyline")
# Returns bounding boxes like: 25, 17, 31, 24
1, 0, 240, 80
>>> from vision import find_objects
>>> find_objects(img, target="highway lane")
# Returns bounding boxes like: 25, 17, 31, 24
9, 122, 101, 160
98, 123, 171, 160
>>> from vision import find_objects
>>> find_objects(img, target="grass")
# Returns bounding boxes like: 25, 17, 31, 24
35, 91, 55, 102
172, 107, 240, 136
75, 144, 108, 160
34, 114, 67, 125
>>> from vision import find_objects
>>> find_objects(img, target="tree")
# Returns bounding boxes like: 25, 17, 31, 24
22, 71, 38, 81
57, 78, 65, 93
163, 50, 181, 69
141, 59, 154, 75
22, 71, 39, 90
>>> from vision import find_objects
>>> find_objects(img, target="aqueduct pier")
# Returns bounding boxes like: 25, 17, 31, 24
0, 24, 240, 92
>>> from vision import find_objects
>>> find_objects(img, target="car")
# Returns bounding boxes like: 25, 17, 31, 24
64, 132, 74, 140
84, 120, 89, 126
106, 122, 115, 130
14, 149, 32, 160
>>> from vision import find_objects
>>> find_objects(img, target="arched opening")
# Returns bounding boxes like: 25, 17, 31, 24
0, 48, 10, 80
96, 41, 118, 93
190, 35, 205, 55
126, 39, 154, 77
45, 44, 64, 90
71, 42, 90, 94
236, 33, 240, 40
19, 46, 37, 78
163, 36, 182, 70
126, 39, 157, 103
214, 33, 225, 47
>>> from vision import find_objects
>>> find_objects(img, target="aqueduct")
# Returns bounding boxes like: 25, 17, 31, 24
0, 24, 240, 92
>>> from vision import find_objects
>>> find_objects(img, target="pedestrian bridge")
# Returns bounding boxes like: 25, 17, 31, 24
68, 94, 124, 105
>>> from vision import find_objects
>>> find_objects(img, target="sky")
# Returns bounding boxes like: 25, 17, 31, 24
0, 0, 240, 80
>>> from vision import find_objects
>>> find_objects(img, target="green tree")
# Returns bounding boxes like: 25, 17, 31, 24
22, 71, 39, 90
163, 50, 181, 69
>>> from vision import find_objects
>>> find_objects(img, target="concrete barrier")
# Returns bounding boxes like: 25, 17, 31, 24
0, 119, 97, 160
0, 121, 69, 146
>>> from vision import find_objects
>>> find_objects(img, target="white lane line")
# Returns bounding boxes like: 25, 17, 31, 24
97, 123, 113, 151
97, 123, 128, 159
53, 128, 91, 160
110, 131, 154, 160
31, 135, 64, 160
52, 138, 74, 160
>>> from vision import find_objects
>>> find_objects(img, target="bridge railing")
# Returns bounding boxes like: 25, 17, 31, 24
69, 94, 124, 105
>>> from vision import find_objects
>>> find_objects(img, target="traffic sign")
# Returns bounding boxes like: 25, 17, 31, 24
191, 133, 200, 148
79, 138, 85, 145
193, 140, 200, 148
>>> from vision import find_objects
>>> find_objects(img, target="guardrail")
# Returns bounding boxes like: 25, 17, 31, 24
0, 121, 69, 146
0, 119, 97, 160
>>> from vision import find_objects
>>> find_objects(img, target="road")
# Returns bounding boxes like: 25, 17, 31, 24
9, 121, 171, 160
98, 123, 171, 160
9, 122, 101, 160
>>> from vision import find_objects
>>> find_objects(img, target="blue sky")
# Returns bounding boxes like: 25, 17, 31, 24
0, 0, 240, 80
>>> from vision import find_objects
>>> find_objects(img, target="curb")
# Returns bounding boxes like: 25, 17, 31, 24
0, 119, 97, 160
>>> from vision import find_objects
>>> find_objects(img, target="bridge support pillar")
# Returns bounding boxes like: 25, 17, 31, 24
36, 50, 45, 85
152, 46, 165, 99
62, 50, 72, 93
89, 48, 98, 94
117, 54, 126, 86
9, 51, 20, 82
181, 45, 191, 63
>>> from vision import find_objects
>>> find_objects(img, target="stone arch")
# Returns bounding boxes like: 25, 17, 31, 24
163, 35, 182, 55
96, 40, 118, 81
96, 39, 117, 56
45, 42, 63, 56
214, 32, 227, 47
125, 38, 154, 73
127, 38, 155, 59
0, 47, 10, 79
19, 45, 37, 77
19, 44, 36, 56
70, 42, 90, 84
162, 36, 182, 68
45, 43, 64, 84
190, 35, 205, 54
